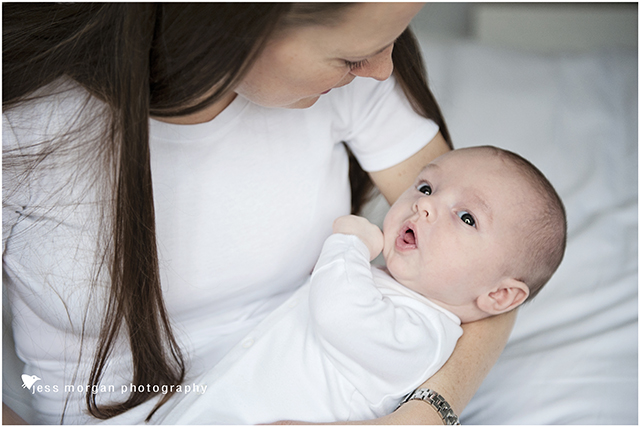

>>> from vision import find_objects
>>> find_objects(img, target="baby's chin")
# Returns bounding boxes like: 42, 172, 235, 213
382, 256, 406, 284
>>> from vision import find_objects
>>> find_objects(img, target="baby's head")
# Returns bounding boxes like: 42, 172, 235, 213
382, 146, 566, 322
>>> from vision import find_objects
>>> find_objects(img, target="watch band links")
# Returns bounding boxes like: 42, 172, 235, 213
397, 388, 461, 425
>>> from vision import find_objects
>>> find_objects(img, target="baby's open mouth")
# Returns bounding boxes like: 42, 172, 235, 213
403, 228, 416, 245
396, 225, 417, 250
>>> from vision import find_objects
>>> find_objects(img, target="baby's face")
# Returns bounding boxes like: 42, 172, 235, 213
382, 149, 533, 308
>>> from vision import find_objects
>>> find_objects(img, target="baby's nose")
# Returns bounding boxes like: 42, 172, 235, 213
415, 196, 436, 222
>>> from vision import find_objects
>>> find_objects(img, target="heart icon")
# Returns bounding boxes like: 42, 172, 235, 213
21, 374, 41, 390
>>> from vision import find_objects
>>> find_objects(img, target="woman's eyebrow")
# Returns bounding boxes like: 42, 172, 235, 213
365, 42, 394, 58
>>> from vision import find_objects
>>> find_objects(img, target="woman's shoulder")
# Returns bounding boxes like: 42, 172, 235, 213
312, 75, 400, 137
3, 77, 109, 148
325, 74, 398, 108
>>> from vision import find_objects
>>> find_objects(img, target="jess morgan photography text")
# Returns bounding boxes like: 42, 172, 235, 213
22, 374, 207, 396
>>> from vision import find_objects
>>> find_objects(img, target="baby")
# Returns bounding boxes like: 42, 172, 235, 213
157, 146, 566, 425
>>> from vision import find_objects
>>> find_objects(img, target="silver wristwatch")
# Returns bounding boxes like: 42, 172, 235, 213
398, 388, 461, 425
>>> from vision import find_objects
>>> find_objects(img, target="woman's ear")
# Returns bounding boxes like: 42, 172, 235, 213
476, 278, 530, 316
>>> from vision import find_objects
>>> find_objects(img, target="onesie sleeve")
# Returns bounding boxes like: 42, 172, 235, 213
308, 234, 455, 407
329, 76, 440, 172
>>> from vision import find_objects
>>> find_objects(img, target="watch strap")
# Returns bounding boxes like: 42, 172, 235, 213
398, 388, 460, 425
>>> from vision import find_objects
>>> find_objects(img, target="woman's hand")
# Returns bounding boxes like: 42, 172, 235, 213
332, 215, 384, 261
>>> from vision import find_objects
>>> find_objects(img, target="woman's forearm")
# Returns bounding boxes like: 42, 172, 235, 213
411, 309, 518, 418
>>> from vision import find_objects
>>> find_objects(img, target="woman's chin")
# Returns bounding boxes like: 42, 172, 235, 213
244, 94, 322, 110
285, 96, 321, 109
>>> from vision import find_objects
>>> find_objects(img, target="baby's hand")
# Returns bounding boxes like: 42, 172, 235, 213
332, 215, 384, 261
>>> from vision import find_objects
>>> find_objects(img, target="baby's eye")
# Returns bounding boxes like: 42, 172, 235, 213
458, 211, 476, 227
417, 183, 432, 195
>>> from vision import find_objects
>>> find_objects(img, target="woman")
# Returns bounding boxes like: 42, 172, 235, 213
3, 3, 516, 424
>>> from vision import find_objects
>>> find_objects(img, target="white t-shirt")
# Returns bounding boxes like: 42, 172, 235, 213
154, 234, 461, 425
2, 76, 439, 424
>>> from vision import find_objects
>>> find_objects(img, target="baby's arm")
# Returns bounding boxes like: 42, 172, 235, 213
308, 217, 455, 404
332, 215, 384, 261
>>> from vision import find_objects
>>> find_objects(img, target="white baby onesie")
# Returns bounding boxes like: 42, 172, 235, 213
156, 234, 462, 424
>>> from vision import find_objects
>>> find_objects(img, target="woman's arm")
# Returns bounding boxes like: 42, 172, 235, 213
369, 132, 450, 205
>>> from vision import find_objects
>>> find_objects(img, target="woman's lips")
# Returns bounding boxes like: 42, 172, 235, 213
395, 224, 417, 251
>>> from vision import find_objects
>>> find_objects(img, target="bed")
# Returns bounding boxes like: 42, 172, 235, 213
4, 26, 638, 427
380, 35, 638, 424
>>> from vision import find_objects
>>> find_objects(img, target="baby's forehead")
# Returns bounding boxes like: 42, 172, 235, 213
420, 148, 514, 178
437, 147, 501, 163
421, 149, 540, 211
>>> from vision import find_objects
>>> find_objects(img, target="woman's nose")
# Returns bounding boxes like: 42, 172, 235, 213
350, 45, 394, 81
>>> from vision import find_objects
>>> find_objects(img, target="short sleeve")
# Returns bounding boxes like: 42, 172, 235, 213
2, 78, 107, 254
329, 76, 440, 172
2, 115, 28, 254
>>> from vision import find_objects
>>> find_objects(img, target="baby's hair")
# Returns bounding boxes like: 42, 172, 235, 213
466, 146, 567, 301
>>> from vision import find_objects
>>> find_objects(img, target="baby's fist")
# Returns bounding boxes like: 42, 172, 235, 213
332, 215, 384, 260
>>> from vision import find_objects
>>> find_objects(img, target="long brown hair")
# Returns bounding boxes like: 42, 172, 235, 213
3, 3, 450, 421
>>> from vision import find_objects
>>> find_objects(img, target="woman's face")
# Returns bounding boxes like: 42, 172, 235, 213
235, 3, 424, 109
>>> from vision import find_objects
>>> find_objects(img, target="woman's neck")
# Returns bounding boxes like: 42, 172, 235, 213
152, 91, 238, 125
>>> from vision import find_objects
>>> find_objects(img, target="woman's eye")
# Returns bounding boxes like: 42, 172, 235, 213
344, 59, 368, 70
417, 183, 432, 195
458, 211, 476, 227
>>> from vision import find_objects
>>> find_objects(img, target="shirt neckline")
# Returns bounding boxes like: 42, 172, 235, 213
149, 94, 250, 142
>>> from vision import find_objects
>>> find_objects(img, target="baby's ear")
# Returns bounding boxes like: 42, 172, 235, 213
476, 278, 529, 316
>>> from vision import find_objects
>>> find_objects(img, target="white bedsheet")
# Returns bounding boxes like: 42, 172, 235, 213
416, 37, 638, 424
3, 37, 637, 426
